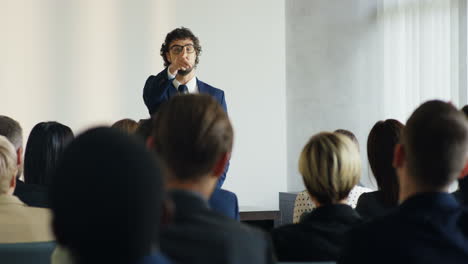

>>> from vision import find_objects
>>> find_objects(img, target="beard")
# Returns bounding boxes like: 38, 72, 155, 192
177, 64, 196, 76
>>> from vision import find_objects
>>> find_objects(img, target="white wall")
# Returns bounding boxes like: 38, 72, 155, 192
286, 0, 384, 191
285, 0, 468, 192
1, 0, 287, 209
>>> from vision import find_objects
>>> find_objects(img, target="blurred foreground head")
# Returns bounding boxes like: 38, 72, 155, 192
51, 127, 164, 264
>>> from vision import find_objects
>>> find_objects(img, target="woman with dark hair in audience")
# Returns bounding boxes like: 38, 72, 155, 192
271, 132, 362, 262
355, 119, 404, 219
14, 122, 74, 208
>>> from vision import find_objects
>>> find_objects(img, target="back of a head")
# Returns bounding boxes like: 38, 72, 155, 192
51, 127, 164, 264
335, 129, 359, 151
403, 100, 468, 189
299, 132, 361, 205
24, 122, 74, 186
0, 136, 17, 194
367, 119, 404, 206
0, 115, 22, 151
462, 105, 468, 117
111, 118, 139, 134
151, 94, 233, 181
135, 118, 152, 142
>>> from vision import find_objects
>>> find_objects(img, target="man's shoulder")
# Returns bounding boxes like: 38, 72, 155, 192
197, 79, 224, 96
168, 205, 266, 242
162, 207, 271, 263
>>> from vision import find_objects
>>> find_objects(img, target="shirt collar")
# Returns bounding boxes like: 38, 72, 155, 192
172, 76, 198, 94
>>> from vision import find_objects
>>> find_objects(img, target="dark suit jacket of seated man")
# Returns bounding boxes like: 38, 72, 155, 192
339, 100, 468, 264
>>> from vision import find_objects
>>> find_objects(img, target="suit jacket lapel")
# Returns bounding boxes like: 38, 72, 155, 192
197, 78, 208, 94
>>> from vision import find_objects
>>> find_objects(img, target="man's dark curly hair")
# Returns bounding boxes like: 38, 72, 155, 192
160, 27, 202, 67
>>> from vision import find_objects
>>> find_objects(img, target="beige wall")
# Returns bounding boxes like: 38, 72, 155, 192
0, 0, 287, 209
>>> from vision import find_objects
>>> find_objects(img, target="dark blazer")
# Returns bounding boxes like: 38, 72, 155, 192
161, 190, 275, 264
271, 204, 362, 262
13, 180, 50, 208
340, 192, 468, 264
355, 191, 396, 220
143, 68, 229, 188
143, 68, 227, 115
209, 188, 239, 221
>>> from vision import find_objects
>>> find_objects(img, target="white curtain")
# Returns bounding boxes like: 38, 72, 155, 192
378, 0, 462, 121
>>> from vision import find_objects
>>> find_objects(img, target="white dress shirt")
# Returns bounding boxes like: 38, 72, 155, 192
167, 68, 199, 93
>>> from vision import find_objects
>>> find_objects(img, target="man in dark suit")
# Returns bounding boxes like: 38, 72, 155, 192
340, 100, 468, 264
148, 94, 275, 264
143, 27, 228, 188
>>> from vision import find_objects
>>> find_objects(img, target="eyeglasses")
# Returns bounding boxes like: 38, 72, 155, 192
169, 44, 195, 55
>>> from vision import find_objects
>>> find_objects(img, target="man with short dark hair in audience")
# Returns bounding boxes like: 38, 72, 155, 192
0, 115, 49, 207
340, 100, 468, 264
148, 94, 275, 264
0, 135, 53, 243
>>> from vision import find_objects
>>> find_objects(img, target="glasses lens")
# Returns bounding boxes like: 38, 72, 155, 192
185, 45, 195, 53
170, 44, 194, 54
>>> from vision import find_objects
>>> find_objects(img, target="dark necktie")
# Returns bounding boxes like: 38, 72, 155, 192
178, 84, 188, 94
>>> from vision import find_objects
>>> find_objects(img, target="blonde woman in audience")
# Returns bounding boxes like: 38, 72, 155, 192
272, 132, 363, 262
292, 129, 371, 223
0, 136, 53, 243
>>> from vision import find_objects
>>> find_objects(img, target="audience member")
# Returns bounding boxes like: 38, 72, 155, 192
0, 135, 53, 243
137, 117, 240, 220
340, 100, 468, 264
111, 118, 139, 134
453, 105, 468, 204
149, 94, 274, 264
51, 128, 170, 264
135, 118, 152, 142
17, 122, 73, 208
272, 132, 362, 262
292, 129, 371, 223
0, 115, 24, 179
355, 119, 404, 219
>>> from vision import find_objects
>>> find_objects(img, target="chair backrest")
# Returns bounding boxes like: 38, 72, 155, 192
0, 241, 56, 264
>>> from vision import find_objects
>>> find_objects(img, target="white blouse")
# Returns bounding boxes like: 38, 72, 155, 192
292, 185, 373, 223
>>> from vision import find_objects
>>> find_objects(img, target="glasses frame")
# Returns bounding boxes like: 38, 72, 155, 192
169, 44, 195, 55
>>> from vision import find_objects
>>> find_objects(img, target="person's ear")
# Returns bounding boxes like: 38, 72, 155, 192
146, 136, 155, 150
9, 174, 16, 189
459, 160, 468, 179
16, 147, 22, 166
393, 143, 405, 169
212, 152, 230, 179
